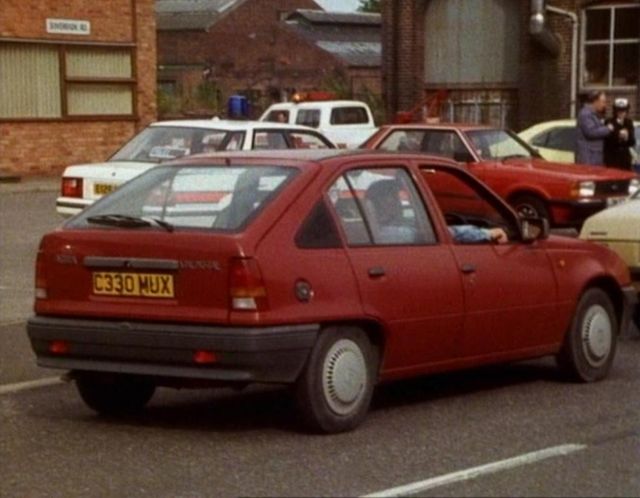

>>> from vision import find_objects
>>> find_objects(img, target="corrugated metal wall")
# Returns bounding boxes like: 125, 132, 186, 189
423, 0, 522, 85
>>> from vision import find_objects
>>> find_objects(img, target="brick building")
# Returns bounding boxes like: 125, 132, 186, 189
156, 0, 381, 118
383, 0, 640, 130
0, 0, 157, 176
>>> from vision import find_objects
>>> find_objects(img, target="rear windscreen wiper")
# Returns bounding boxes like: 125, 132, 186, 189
86, 214, 174, 232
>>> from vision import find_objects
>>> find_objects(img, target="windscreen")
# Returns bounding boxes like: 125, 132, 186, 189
110, 126, 244, 163
69, 165, 298, 231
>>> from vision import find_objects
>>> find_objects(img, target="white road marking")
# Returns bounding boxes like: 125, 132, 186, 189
362, 444, 587, 497
0, 376, 64, 396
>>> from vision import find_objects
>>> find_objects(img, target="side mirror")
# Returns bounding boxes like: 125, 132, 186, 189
521, 217, 550, 242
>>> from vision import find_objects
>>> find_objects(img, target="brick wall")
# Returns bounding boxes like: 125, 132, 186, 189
382, 0, 425, 121
157, 0, 355, 117
384, 0, 639, 130
0, 0, 156, 176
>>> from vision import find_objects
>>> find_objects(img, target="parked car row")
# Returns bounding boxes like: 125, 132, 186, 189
29, 149, 637, 433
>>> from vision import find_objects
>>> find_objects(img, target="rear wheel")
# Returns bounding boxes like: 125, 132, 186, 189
510, 194, 550, 222
75, 372, 156, 415
295, 327, 378, 433
556, 288, 618, 382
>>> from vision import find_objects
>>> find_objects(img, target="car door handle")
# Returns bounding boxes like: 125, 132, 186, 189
461, 264, 476, 274
368, 267, 386, 278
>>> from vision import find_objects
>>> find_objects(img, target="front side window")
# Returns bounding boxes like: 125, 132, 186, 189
377, 129, 472, 161
253, 131, 288, 150
69, 165, 297, 231
264, 110, 290, 123
330, 106, 369, 125
288, 131, 333, 149
583, 5, 639, 88
546, 127, 577, 152
0, 42, 134, 119
465, 129, 536, 161
420, 166, 519, 243
328, 168, 436, 246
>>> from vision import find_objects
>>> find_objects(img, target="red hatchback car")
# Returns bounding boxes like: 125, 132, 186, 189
363, 124, 640, 227
28, 150, 636, 433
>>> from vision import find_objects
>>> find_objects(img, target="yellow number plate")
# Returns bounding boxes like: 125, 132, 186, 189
92, 272, 174, 298
94, 183, 117, 195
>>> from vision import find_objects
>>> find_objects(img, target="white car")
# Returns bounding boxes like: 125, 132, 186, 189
519, 118, 640, 167
57, 119, 335, 216
260, 100, 377, 149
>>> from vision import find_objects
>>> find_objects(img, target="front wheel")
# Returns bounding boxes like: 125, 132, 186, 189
556, 288, 618, 382
75, 372, 156, 415
295, 327, 378, 433
510, 194, 550, 222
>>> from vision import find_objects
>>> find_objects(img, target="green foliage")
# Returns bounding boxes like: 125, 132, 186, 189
157, 80, 222, 118
358, 0, 381, 13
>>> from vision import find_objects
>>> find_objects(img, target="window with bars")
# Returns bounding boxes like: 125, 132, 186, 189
0, 42, 135, 119
582, 4, 640, 88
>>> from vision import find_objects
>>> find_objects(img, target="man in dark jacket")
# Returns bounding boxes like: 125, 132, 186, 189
576, 91, 613, 166
604, 98, 636, 170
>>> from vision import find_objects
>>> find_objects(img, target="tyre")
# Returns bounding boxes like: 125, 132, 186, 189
75, 372, 156, 415
510, 194, 550, 222
556, 288, 618, 382
295, 327, 378, 433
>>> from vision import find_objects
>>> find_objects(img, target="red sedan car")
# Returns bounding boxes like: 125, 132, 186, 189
28, 150, 636, 433
363, 124, 640, 227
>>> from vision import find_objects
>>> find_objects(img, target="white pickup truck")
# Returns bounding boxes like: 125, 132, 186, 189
260, 100, 377, 149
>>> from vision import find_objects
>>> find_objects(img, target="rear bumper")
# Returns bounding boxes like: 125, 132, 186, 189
27, 316, 319, 384
56, 197, 92, 217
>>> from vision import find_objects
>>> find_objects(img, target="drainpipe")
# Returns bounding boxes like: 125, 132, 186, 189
546, 5, 579, 118
529, 0, 560, 57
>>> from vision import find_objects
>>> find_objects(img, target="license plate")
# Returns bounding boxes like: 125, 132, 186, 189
94, 183, 117, 195
606, 197, 626, 207
92, 272, 174, 298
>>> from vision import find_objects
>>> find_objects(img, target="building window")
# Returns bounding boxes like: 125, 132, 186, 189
0, 42, 135, 120
582, 4, 639, 88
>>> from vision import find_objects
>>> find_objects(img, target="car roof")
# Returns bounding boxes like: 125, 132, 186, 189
265, 100, 370, 110
172, 149, 460, 169
149, 118, 322, 132
379, 123, 497, 132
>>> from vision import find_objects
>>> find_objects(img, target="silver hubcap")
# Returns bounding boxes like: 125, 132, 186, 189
581, 304, 612, 368
322, 339, 367, 416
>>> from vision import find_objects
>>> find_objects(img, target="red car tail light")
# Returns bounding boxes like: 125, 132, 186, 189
35, 249, 47, 299
193, 350, 218, 365
61, 178, 83, 198
229, 258, 268, 311
49, 340, 70, 355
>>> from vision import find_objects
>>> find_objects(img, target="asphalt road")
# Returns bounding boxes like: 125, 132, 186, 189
1, 190, 639, 497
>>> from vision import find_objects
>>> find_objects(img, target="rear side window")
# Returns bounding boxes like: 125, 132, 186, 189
295, 201, 342, 249
328, 168, 436, 246
296, 109, 321, 128
330, 107, 369, 125
71, 165, 298, 231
